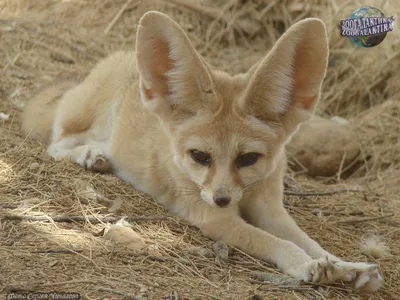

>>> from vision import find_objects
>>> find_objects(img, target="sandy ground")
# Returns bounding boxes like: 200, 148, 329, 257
1, 1, 399, 299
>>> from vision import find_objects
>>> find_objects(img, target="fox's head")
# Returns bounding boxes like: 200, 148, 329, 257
136, 11, 328, 207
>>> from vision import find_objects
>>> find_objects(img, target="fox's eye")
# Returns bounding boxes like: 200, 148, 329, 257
236, 152, 261, 168
190, 150, 212, 166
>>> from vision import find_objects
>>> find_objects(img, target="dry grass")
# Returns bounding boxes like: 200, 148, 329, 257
0, 0, 399, 299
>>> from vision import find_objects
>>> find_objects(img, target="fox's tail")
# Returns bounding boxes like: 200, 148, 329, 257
21, 79, 78, 144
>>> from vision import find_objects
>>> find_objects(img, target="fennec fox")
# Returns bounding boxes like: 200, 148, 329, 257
22, 11, 382, 292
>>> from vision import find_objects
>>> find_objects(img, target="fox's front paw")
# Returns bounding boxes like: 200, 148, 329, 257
291, 258, 382, 292
335, 261, 383, 292
77, 147, 112, 173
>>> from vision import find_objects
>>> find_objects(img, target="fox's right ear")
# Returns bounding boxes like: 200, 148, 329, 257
136, 11, 214, 123
240, 18, 329, 139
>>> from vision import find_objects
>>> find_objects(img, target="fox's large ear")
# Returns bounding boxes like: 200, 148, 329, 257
240, 18, 328, 137
136, 11, 213, 122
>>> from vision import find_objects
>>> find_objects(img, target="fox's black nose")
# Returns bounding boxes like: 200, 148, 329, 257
213, 196, 231, 207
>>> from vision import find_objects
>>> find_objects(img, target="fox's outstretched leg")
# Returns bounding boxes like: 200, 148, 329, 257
177, 197, 381, 292
240, 192, 382, 292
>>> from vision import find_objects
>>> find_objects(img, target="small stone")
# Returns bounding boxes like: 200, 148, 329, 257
330, 115, 349, 125
208, 273, 221, 282
104, 225, 146, 251
29, 162, 40, 170
38, 153, 51, 161
19, 199, 33, 210
184, 23, 194, 31
49, 261, 58, 267
75, 180, 98, 201
165, 291, 178, 299
0, 112, 9, 121
146, 244, 161, 256
312, 209, 324, 217
187, 246, 214, 258
213, 241, 229, 262
108, 197, 123, 213
317, 285, 330, 297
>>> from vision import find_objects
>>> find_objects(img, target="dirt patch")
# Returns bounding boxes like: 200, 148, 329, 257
1, 1, 399, 299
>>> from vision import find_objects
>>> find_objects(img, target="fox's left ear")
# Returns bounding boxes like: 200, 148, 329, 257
136, 11, 214, 123
240, 18, 329, 137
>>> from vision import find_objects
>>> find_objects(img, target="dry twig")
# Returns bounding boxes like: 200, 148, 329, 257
2, 214, 167, 223
332, 213, 395, 224
166, 0, 260, 36
284, 189, 361, 197
32, 249, 83, 254
90, 287, 135, 298
104, 0, 134, 34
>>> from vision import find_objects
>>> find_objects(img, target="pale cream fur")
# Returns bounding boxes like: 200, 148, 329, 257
22, 11, 382, 292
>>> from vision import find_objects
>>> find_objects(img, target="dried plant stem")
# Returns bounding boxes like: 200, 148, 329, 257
2, 214, 167, 223
20, 37, 74, 63
167, 0, 259, 36
332, 213, 394, 224
90, 287, 134, 297
32, 249, 83, 254
284, 189, 361, 197
104, 0, 134, 34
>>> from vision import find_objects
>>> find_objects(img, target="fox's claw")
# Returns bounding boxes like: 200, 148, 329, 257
343, 262, 382, 292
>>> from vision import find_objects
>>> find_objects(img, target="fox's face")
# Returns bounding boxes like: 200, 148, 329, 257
135, 12, 329, 207
167, 73, 287, 207
173, 109, 284, 207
